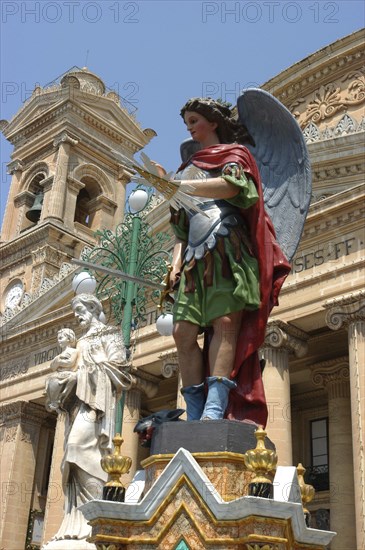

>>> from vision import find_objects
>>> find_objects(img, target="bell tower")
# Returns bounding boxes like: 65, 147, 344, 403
0, 67, 155, 305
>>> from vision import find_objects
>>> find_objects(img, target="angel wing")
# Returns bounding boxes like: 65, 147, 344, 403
237, 88, 311, 261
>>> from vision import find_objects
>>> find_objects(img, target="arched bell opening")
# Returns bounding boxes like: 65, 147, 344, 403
21, 172, 46, 231
74, 176, 101, 229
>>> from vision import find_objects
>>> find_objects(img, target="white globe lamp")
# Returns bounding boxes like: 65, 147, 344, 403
72, 271, 97, 295
156, 313, 174, 336
129, 189, 149, 213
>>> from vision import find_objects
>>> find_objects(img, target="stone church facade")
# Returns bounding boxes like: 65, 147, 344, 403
0, 30, 364, 549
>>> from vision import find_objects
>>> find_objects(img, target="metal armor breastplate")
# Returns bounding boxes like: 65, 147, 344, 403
185, 199, 241, 262
175, 164, 243, 262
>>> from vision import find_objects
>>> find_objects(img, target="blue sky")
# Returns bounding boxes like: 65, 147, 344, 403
1, 1, 364, 222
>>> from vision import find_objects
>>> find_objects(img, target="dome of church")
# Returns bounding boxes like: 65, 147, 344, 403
60, 67, 106, 95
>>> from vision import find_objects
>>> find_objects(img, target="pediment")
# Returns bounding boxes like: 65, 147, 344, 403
3, 91, 68, 139
3, 87, 153, 148
72, 93, 149, 141
0, 263, 76, 335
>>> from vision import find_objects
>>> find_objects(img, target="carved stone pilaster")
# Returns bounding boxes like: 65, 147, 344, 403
312, 358, 350, 399
263, 320, 309, 357
324, 290, 365, 330
159, 349, 179, 378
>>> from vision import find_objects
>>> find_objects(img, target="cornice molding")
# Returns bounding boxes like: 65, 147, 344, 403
264, 31, 365, 104
312, 160, 364, 183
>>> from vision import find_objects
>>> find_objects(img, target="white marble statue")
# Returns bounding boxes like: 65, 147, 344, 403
44, 294, 132, 548
45, 328, 78, 413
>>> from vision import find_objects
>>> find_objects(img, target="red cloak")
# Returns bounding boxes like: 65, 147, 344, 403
179, 144, 291, 426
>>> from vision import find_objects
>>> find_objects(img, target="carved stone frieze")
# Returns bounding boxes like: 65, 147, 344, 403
0, 401, 47, 427
312, 161, 364, 183
0, 356, 30, 381
302, 114, 364, 143
263, 320, 308, 358
5, 425, 18, 442
31, 245, 63, 266
324, 290, 365, 330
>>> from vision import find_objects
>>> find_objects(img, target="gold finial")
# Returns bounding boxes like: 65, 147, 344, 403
244, 426, 277, 497
101, 434, 132, 494
297, 463, 315, 514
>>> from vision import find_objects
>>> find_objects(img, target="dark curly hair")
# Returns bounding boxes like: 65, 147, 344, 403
180, 97, 255, 146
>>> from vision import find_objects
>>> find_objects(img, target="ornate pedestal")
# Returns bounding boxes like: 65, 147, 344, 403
80, 421, 335, 550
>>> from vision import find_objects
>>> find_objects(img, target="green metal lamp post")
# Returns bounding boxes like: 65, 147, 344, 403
77, 188, 171, 434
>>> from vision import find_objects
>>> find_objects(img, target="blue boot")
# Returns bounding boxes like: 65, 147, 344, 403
201, 376, 237, 420
181, 382, 205, 421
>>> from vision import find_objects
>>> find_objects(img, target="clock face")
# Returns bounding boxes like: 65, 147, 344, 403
4, 281, 24, 309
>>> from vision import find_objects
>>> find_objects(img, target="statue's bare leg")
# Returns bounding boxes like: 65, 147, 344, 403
173, 320, 204, 386
209, 311, 242, 378
199, 311, 242, 420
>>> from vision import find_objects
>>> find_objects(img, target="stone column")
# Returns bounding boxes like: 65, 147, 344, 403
41, 413, 66, 547
160, 349, 185, 412
312, 359, 356, 550
45, 132, 78, 223
64, 176, 85, 229
261, 320, 308, 466
324, 291, 365, 549
1, 159, 24, 240
121, 388, 143, 484
0, 401, 46, 550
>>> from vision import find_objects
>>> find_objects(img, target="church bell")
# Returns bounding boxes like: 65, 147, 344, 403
26, 191, 44, 223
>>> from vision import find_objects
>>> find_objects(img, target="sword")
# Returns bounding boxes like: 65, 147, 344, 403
72, 259, 165, 290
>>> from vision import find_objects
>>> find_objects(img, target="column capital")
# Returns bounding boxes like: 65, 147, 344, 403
7, 159, 24, 174
0, 401, 48, 427
132, 371, 159, 398
159, 349, 179, 378
263, 320, 309, 358
67, 176, 86, 194
53, 131, 79, 148
118, 166, 135, 184
39, 175, 54, 193
311, 357, 350, 398
324, 290, 365, 330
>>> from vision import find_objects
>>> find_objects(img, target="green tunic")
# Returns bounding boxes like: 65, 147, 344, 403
171, 171, 260, 327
